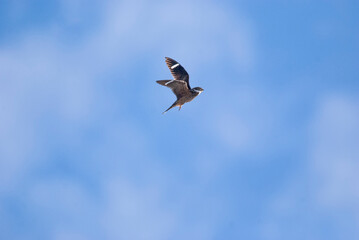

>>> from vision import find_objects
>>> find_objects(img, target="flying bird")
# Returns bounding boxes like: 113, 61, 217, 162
157, 57, 204, 114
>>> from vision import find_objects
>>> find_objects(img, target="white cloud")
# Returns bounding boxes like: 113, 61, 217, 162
214, 112, 252, 151
259, 94, 359, 239
0, 0, 255, 181
86, 0, 255, 72
0, 1, 256, 239
100, 177, 176, 240
310, 95, 359, 212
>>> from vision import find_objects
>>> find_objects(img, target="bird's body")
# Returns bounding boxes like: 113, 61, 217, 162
156, 57, 203, 113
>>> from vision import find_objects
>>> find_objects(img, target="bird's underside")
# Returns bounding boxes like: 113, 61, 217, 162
156, 80, 193, 113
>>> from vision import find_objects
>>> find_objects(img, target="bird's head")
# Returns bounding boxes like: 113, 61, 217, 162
192, 87, 204, 94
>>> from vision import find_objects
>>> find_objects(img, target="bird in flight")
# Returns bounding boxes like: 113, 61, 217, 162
157, 57, 204, 114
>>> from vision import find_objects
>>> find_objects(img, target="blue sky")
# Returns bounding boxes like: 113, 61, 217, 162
0, 0, 358, 239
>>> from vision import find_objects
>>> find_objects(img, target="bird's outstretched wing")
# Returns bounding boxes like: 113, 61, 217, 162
156, 80, 190, 99
165, 57, 191, 89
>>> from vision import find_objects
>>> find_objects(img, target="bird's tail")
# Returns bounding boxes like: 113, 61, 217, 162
163, 101, 177, 114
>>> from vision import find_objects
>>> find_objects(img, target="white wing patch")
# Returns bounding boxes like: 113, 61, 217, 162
165, 80, 186, 86
171, 63, 180, 69
165, 80, 174, 85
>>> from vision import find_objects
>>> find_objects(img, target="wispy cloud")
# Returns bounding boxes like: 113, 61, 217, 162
310, 95, 359, 213
0, 0, 255, 239
1, 1, 358, 239
260, 94, 359, 240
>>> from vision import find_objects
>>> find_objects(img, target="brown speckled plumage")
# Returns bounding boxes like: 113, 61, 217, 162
156, 57, 204, 114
